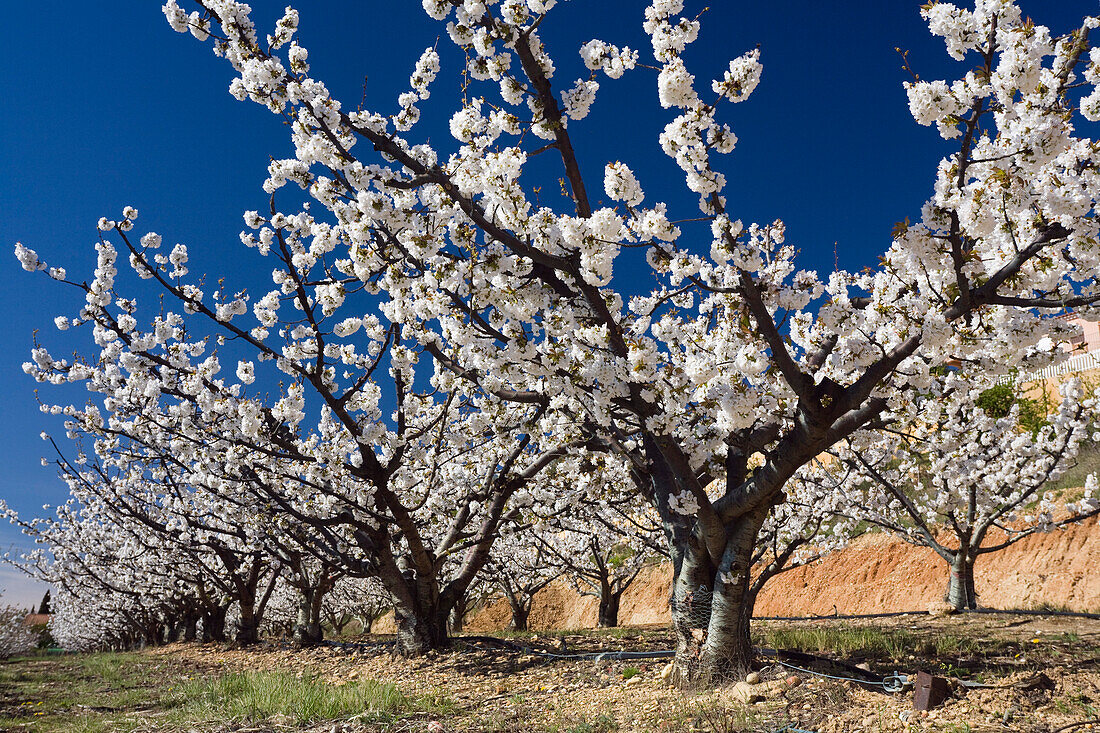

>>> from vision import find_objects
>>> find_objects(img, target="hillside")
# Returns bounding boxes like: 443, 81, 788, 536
463, 516, 1100, 631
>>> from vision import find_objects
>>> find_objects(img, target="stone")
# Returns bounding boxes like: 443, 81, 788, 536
730, 681, 765, 704
658, 662, 675, 681
763, 680, 787, 698
927, 600, 956, 618
745, 671, 761, 684
786, 675, 802, 688
626, 675, 644, 686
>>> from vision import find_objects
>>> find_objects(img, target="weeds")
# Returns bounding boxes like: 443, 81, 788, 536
0, 653, 450, 732
169, 670, 433, 724
0, 652, 188, 732
563, 713, 619, 733
757, 625, 979, 661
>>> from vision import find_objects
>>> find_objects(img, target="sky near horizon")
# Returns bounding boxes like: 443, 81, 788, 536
0, 0, 1092, 609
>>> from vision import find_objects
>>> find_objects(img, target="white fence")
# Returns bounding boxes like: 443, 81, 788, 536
1015, 349, 1100, 384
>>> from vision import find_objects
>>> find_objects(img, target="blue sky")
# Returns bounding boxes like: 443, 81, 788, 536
0, 0, 1092, 608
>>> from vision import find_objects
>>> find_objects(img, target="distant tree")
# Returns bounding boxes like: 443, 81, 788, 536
0, 594, 37, 658
37, 590, 50, 615
826, 375, 1100, 610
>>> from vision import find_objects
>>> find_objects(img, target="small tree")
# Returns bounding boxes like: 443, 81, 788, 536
828, 375, 1100, 610
321, 576, 392, 637
529, 454, 665, 628
482, 531, 562, 632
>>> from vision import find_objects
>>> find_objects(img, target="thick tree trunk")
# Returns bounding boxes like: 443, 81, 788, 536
237, 603, 261, 646
669, 509, 767, 684
597, 590, 621, 628
394, 603, 449, 655
946, 553, 978, 610
181, 613, 198, 642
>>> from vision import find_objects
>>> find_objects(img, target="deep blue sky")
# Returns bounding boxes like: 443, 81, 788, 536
0, 0, 1091, 606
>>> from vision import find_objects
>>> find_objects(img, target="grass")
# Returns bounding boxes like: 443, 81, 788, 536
0, 651, 184, 731
0, 651, 451, 732
168, 670, 451, 726
755, 624, 980, 661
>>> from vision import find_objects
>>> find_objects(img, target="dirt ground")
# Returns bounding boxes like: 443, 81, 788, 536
140, 613, 1100, 733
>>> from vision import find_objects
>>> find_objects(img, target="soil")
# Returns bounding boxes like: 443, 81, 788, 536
145, 613, 1100, 733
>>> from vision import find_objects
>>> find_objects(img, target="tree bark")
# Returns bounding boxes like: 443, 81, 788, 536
181, 612, 198, 642
510, 601, 531, 632
449, 595, 469, 634
237, 602, 261, 646
668, 508, 767, 684
201, 606, 228, 643
946, 553, 978, 610
293, 591, 325, 646
597, 590, 621, 628
394, 603, 450, 655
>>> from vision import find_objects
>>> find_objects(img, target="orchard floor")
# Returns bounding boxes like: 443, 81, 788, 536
2, 614, 1099, 733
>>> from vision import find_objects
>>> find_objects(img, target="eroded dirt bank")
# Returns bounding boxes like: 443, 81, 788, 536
465, 518, 1099, 631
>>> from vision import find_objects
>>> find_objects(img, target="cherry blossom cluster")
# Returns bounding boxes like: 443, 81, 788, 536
0, 602, 37, 658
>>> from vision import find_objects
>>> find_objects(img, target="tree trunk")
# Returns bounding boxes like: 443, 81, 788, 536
393, 603, 449, 656
293, 593, 324, 646
237, 603, 261, 646
668, 509, 767, 684
449, 606, 465, 634
330, 614, 351, 636
510, 601, 530, 632
181, 613, 198, 642
946, 553, 978, 610
449, 590, 473, 634
201, 606, 228, 643
597, 590, 621, 628
145, 620, 165, 647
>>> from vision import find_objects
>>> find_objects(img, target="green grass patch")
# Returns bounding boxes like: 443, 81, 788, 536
169, 670, 446, 725
1046, 439, 1100, 493
0, 652, 452, 732
755, 624, 980, 661
0, 651, 186, 732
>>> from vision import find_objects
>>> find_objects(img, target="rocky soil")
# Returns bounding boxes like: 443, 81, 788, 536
149, 612, 1100, 732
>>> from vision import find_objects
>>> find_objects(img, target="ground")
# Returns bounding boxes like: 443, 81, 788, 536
1, 614, 1098, 733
